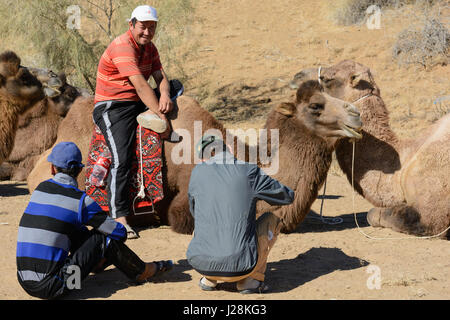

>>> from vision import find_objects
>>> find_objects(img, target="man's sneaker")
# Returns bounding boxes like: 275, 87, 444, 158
169, 79, 184, 101
137, 112, 167, 133
198, 277, 217, 291
237, 278, 269, 294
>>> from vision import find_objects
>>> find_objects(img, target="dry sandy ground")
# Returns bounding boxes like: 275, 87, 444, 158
0, 0, 449, 301
1, 174, 449, 300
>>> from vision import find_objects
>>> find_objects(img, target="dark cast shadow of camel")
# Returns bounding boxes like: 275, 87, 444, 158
293, 210, 370, 234
0, 182, 29, 197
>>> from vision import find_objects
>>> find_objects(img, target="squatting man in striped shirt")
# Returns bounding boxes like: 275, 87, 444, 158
16, 142, 173, 299
93, 5, 183, 239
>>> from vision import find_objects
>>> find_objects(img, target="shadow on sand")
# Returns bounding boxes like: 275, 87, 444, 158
0, 182, 30, 197
293, 210, 370, 234
62, 259, 193, 300
215, 247, 368, 294
265, 247, 368, 293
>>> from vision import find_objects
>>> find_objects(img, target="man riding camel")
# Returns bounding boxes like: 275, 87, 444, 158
93, 5, 183, 239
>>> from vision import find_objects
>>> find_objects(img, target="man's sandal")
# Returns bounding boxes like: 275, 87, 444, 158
238, 281, 269, 294
123, 223, 139, 239
198, 277, 217, 291
152, 260, 174, 277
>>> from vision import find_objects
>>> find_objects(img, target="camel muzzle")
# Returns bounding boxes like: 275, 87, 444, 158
27, 67, 63, 98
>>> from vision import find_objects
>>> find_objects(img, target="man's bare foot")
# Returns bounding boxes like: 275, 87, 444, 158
115, 216, 139, 239
115, 216, 127, 225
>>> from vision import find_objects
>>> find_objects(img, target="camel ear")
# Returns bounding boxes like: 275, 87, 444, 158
275, 102, 297, 117
351, 74, 363, 87
57, 72, 67, 85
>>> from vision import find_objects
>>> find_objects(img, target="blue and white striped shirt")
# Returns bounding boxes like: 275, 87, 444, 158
16, 173, 126, 283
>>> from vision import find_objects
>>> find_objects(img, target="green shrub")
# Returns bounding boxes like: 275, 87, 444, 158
0, 0, 194, 92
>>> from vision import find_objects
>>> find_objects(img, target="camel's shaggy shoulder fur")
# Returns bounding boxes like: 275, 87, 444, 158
0, 51, 44, 165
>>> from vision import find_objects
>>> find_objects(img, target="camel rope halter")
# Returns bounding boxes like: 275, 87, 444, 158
307, 65, 343, 225
314, 66, 449, 239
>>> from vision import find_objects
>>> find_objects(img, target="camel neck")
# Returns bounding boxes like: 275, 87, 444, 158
0, 98, 21, 162
335, 95, 403, 207
258, 112, 334, 231
357, 95, 398, 145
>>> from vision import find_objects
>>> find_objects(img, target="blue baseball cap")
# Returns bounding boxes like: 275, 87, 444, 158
47, 142, 84, 169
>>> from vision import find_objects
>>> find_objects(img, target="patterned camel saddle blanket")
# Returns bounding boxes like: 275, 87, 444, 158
85, 124, 164, 214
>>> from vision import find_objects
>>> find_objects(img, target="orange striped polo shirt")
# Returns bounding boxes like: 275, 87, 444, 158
94, 29, 163, 104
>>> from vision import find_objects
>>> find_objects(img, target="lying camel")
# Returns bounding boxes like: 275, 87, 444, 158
28, 80, 362, 234
0, 51, 61, 166
290, 60, 450, 239
0, 69, 83, 181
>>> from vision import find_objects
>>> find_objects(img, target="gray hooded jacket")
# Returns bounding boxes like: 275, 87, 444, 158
186, 151, 295, 277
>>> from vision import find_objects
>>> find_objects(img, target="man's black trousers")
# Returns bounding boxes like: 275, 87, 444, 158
93, 100, 146, 219
17, 230, 146, 299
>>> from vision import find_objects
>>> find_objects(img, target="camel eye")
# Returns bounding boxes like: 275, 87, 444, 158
321, 77, 334, 87
308, 103, 324, 113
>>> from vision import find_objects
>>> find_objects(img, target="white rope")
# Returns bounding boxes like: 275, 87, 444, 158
352, 93, 372, 104
350, 140, 450, 240
307, 178, 344, 225
132, 126, 155, 215
317, 66, 322, 85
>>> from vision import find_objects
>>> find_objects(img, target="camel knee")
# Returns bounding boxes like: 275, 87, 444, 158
367, 206, 424, 235
367, 207, 382, 227
167, 195, 194, 234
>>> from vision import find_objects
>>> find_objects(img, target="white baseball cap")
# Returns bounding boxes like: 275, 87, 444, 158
129, 5, 158, 22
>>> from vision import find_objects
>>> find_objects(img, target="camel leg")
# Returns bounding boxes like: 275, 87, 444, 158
167, 190, 194, 235
367, 205, 426, 235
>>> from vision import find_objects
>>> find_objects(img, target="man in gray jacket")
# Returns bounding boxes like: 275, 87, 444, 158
186, 134, 295, 294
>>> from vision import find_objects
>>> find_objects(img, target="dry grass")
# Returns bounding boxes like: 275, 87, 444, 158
392, 3, 450, 68
332, 0, 408, 26
431, 95, 450, 121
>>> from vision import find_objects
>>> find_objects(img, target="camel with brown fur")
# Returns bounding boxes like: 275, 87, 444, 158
28, 80, 362, 234
0, 69, 83, 181
291, 60, 450, 239
0, 51, 62, 166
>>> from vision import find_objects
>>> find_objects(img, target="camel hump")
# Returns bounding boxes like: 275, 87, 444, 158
400, 114, 450, 205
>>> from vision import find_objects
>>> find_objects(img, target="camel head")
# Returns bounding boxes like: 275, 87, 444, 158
27, 68, 81, 117
0, 51, 45, 112
290, 60, 380, 103
276, 80, 362, 142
